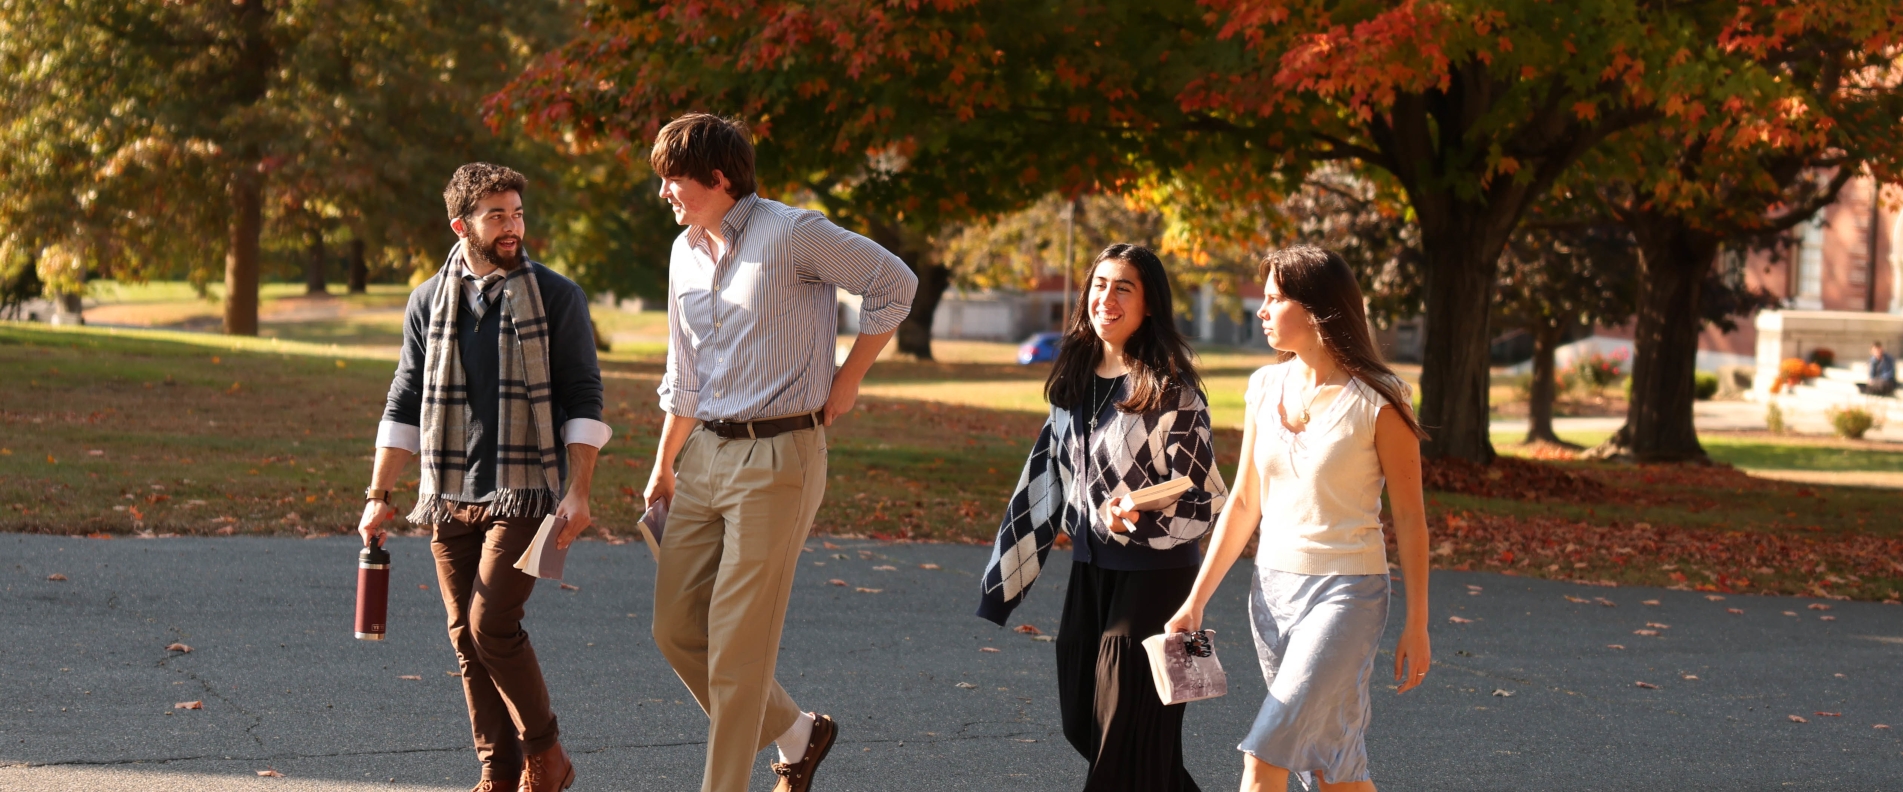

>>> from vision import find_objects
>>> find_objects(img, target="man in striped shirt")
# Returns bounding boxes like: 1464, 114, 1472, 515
642, 114, 916, 792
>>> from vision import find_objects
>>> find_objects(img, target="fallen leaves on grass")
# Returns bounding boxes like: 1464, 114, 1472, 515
1424, 456, 1606, 503
1414, 457, 1903, 601
165, 643, 192, 653
174, 700, 202, 709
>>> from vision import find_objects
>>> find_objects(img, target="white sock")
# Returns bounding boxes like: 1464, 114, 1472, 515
775, 711, 815, 764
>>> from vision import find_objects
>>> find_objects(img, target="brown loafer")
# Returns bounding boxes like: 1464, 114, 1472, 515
770, 714, 837, 792
518, 742, 574, 792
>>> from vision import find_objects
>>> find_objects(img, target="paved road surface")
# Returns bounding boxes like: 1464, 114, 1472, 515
3, 535, 1899, 791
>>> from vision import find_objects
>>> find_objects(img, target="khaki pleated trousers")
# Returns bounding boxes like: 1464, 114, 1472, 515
653, 422, 827, 792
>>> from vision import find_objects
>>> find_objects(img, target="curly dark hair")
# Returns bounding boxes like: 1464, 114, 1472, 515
442, 163, 527, 221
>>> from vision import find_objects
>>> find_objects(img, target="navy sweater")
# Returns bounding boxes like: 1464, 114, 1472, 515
381, 260, 605, 497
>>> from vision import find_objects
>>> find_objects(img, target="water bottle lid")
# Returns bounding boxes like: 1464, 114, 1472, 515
360, 538, 390, 566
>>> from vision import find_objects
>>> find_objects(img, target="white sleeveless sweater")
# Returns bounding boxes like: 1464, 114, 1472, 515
1246, 362, 1404, 576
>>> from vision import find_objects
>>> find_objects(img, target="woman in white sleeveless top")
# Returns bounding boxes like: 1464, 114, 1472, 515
1166, 246, 1432, 791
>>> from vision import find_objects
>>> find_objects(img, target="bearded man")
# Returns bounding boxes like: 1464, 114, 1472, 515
359, 163, 609, 792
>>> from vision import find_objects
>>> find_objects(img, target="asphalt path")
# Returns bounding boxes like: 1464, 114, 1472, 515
2, 534, 1899, 791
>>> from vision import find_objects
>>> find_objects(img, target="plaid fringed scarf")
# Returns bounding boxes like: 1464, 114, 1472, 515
409, 242, 563, 525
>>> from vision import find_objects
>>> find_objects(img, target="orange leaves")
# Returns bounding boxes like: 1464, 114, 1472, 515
1014, 623, 1043, 635
257, 769, 284, 777
1635, 681, 1660, 690
165, 643, 192, 653
174, 700, 203, 709
46, 573, 67, 581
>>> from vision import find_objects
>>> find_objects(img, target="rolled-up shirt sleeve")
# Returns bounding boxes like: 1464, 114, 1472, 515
561, 418, 613, 448
790, 214, 917, 335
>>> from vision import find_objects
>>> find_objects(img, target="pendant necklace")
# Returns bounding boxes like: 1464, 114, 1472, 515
1285, 367, 1329, 428
1088, 375, 1119, 434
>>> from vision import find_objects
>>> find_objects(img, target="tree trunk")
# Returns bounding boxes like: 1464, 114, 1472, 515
221, 0, 272, 335
1597, 213, 1718, 462
347, 238, 367, 294
896, 261, 949, 360
1414, 225, 1505, 464
305, 226, 327, 295
224, 155, 263, 336
1525, 322, 1566, 445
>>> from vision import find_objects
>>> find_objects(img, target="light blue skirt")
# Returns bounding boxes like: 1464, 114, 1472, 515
1238, 567, 1390, 788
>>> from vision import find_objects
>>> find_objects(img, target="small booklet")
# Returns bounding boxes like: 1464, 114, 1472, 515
513, 514, 569, 581
637, 499, 669, 560
1125, 477, 1195, 510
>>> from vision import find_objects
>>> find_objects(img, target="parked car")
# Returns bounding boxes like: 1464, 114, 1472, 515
1017, 331, 1063, 365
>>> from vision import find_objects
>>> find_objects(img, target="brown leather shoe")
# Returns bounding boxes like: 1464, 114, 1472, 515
517, 743, 574, 792
770, 714, 837, 792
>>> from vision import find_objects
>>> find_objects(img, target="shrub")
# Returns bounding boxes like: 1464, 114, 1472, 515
1694, 372, 1719, 400
1827, 405, 1877, 439
1808, 347, 1836, 368
1571, 349, 1627, 393
1766, 403, 1786, 435
1769, 357, 1822, 393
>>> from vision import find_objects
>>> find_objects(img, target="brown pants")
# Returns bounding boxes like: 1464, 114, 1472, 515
432, 503, 560, 783
653, 423, 828, 792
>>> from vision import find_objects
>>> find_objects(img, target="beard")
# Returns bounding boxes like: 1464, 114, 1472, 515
463, 230, 523, 271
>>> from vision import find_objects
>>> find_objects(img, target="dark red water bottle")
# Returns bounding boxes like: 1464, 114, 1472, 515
355, 539, 390, 640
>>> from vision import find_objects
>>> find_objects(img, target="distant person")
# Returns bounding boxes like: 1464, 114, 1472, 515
1166, 246, 1432, 792
1860, 341, 1896, 396
359, 163, 609, 792
641, 113, 916, 792
978, 244, 1228, 790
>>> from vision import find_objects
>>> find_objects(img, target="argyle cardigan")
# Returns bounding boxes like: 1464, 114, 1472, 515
977, 383, 1228, 626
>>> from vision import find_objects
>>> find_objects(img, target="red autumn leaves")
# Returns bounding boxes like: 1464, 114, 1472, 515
1413, 457, 1901, 600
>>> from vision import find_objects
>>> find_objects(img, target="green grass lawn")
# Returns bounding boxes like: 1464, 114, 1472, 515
1493, 431, 1903, 473
6, 322, 1899, 599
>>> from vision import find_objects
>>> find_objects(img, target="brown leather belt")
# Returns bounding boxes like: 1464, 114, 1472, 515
701, 412, 821, 439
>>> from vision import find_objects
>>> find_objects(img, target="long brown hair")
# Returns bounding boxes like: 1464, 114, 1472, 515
1045, 244, 1202, 414
1261, 245, 1428, 439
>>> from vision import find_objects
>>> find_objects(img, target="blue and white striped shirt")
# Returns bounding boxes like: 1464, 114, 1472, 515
659, 194, 918, 421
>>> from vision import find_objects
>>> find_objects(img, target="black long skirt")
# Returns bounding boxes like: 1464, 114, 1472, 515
1055, 560, 1201, 792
